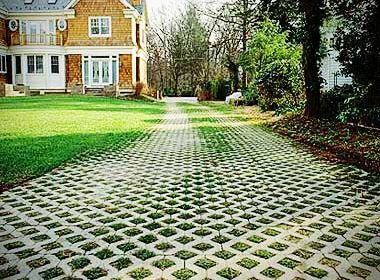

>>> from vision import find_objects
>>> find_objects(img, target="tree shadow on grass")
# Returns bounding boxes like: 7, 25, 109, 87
0, 131, 145, 192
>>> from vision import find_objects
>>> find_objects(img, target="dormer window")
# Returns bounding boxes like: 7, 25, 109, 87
89, 17, 111, 37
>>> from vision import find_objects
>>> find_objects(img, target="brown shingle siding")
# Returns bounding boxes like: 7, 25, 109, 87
66, 0, 133, 46
0, 73, 6, 84
0, 18, 7, 47
131, 0, 142, 5
119, 54, 132, 87
66, 54, 83, 88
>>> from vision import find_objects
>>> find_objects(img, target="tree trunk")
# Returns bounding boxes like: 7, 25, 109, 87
301, 0, 324, 118
174, 74, 179, 97
241, 0, 248, 89
228, 58, 239, 92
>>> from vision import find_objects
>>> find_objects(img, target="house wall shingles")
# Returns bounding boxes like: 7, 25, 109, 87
66, 0, 133, 46
131, 0, 142, 5
119, 54, 133, 87
0, 19, 6, 85
0, 73, 6, 84
0, 18, 7, 47
66, 55, 83, 89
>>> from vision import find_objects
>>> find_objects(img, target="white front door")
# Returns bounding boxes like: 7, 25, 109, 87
91, 59, 110, 86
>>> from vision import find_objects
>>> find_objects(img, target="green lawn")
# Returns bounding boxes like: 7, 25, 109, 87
0, 96, 165, 188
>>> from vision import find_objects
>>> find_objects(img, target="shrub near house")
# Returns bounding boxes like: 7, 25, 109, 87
241, 19, 304, 113
0, 0, 148, 96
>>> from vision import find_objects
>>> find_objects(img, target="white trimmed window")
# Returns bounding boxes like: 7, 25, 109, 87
89, 17, 111, 37
27, 55, 44, 74
0, 55, 6, 73
50, 56, 59, 74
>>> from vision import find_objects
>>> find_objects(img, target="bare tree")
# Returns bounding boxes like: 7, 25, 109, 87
198, 0, 260, 89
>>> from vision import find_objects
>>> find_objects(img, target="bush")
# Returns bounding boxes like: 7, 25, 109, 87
211, 78, 230, 101
163, 88, 175, 97
243, 86, 258, 106
320, 84, 353, 120
180, 87, 194, 97
338, 88, 380, 127
241, 19, 304, 114
134, 82, 144, 96
321, 84, 380, 127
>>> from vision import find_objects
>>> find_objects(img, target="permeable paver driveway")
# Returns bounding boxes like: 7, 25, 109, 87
1, 100, 379, 280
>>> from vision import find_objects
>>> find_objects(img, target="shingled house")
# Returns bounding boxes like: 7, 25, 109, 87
0, 0, 148, 96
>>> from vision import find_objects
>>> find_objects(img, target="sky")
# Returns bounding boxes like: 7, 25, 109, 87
147, 0, 188, 25
146, 0, 223, 25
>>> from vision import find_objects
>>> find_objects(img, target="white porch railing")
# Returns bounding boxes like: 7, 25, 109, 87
11, 33, 63, 46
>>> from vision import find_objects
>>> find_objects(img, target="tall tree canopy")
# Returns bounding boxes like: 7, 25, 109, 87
333, 0, 380, 97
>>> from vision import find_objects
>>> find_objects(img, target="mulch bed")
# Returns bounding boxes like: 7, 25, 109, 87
268, 115, 380, 174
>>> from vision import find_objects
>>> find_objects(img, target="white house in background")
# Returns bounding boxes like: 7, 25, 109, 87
321, 22, 352, 90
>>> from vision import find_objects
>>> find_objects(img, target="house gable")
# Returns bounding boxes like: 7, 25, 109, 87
65, 0, 135, 11
65, 0, 134, 46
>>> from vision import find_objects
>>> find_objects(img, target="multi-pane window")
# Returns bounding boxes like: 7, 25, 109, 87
27, 56, 34, 73
89, 17, 111, 37
27, 55, 44, 73
0, 55, 6, 73
51, 56, 59, 74
36, 56, 43, 73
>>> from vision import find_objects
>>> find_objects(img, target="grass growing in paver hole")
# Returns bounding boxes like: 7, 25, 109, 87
254, 249, 275, 259
368, 246, 380, 257
237, 258, 259, 269
0, 266, 19, 279
94, 248, 114, 260
128, 268, 152, 280
305, 267, 328, 279
133, 249, 156, 260
117, 242, 137, 252
217, 267, 241, 279
110, 257, 132, 270
319, 257, 341, 268
39, 267, 64, 280
155, 242, 174, 251
0, 96, 164, 188
82, 267, 108, 279
27, 257, 50, 268
193, 242, 213, 251
69, 257, 91, 270
347, 266, 371, 278
175, 250, 197, 260
231, 242, 251, 251
138, 234, 158, 244
261, 267, 284, 279
195, 258, 217, 269
359, 256, 380, 267
153, 258, 176, 270
172, 268, 196, 280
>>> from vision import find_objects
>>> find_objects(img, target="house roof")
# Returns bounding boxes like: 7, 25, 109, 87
0, 0, 7, 10
0, 0, 71, 12
0, 0, 145, 14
